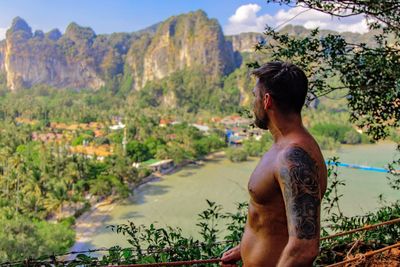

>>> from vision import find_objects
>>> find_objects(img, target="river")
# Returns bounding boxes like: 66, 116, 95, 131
72, 142, 399, 251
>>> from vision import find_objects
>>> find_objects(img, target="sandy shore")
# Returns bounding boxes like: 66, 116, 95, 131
68, 196, 117, 256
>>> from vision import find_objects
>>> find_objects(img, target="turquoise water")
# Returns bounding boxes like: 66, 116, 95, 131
77, 142, 399, 250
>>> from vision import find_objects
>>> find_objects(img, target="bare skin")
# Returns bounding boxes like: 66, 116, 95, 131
221, 80, 327, 266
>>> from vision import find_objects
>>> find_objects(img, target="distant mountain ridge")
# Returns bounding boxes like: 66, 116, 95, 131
0, 10, 379, 91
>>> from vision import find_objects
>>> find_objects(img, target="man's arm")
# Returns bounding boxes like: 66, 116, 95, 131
276, 146, 321, 267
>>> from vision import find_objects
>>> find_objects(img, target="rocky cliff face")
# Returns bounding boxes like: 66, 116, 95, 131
226, 32, 264, 52
2, 17, 107, 90
126, 10, 239, 89
0, 40, 5, 74
0, 11, 240, 91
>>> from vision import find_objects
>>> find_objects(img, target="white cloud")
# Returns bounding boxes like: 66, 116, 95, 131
224, 4, 370, 35
224, 4, 273, 35
336, 18, 369, 33
0, 28, 6, 40
303, 20, 328, 29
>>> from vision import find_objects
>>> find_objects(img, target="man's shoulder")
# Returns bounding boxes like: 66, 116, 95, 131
275, 141, 321, 179
275, 140, 327, 193
277, 142, 316, 164
278, 131, 322, 161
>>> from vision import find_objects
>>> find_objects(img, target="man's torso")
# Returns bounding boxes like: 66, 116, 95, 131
241, 135, 327, 266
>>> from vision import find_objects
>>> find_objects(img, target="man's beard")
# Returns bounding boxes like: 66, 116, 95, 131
254, 111, 269, 130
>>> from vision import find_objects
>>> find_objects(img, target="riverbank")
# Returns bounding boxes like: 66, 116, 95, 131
69, 174, 162, 255
69, 150, 227, 254
68, 196, 117, 254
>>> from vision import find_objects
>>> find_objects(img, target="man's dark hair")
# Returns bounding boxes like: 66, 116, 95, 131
252, 61, 308, 113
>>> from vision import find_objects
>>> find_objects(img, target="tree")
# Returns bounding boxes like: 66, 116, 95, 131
274, 1, 400, 34
256, 0, 400, 140
126, 141, 151, 162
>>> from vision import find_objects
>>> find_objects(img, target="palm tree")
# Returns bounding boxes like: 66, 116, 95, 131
44, 181, 69, 216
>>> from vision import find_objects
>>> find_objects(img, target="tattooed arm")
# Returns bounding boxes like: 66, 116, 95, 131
276, 146, 321, 267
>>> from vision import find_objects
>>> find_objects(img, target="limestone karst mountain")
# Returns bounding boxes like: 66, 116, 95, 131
0, 11, 241, 91
0, 10, 380, 93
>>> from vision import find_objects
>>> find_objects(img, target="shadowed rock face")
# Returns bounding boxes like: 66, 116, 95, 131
0, 11, 240, 91
46, 29, 62, 41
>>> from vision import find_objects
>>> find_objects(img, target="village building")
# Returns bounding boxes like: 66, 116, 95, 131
69, 144, 113, 161
15, 117, 39, 125
134, 159, 175, 174
190, 123, 210, 133
109, 122, 125, 130
159, 118, 172, 127
221, 115, 252, 127
32, 132, 64, 143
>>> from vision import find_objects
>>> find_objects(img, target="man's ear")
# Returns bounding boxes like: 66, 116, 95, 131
263, 93, 272, 110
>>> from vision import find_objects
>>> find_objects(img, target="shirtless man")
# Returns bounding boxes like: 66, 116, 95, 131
221, 61, 327, 267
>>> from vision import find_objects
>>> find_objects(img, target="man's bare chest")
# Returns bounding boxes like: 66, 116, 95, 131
248, 153, 281, 205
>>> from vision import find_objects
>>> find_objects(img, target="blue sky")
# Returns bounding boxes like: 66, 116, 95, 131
0, 0, 368, 40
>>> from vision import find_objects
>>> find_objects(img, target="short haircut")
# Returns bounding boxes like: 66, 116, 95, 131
252, 61, 308, 114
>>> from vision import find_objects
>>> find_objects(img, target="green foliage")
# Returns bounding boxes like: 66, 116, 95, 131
151, 123, 226, 163
108, 131, 123, 144
225, 147, 248, 162
143, 137, 166, 157
137, 167, 152, 179
63, 200, 246, 266
71, 134, 92, 146
79, 114, 97, 123
194, 134, 226, 157
387, 144, 400, 191
344, 129, 361, 144
360, 133, 373, 144
0, 118, 139, 261
126, 141, 152, 162
0, 213, 75, 262
242, 133, 273, 157
11, 196, 398, 266
137, 67, 241, 113
323, 157, 345, 217
93, 136, 110, 145
310, 123, 362, 144
389, 129, 400, 143
89, 174, 129, 198
161, 145, 189, 164
313, 135, 340, 151
119, 73, 133, 96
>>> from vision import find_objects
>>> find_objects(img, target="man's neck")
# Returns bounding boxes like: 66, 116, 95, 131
267, 112, 304, 144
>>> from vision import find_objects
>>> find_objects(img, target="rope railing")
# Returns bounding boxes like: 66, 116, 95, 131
1, 217, 398, 266
325, 241, 400, 267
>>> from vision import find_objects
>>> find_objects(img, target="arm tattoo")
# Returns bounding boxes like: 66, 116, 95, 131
280, 146, 320, 240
